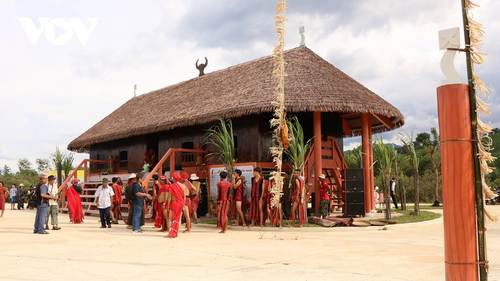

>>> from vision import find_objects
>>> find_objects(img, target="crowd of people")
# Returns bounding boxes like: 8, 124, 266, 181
3, 166, 318, 236
0, 181, 31, 217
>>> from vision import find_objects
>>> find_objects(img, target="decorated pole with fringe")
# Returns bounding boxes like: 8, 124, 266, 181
269, 0, 289, 210
461, 1, 497, 279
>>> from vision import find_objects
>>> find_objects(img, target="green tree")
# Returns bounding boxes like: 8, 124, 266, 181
36, 158, 52, 173
18, 158, 34, 172
400, 130, 421, 216
416, 128, 440, 204
2, 164, 12, 175
373, 136, 396, 219
284, 116, 312, 174
62, 152, 75, 179
204, 118, 236, 176
344, 146, 363, 169
51, 146, 64, 186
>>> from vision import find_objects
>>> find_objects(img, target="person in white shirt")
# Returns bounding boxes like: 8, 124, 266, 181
95, 178, 115, 228
45, 175, 61, 230
390, 177, 399, 209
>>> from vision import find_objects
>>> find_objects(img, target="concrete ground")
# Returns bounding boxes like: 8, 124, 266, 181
1, 206, 500, 281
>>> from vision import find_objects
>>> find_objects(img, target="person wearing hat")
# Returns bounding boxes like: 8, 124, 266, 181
67, 178, 84, 223
318, 174, 330, 219
95, 178, 115, 228
189, 174, 201, 224
45, 175, 61, 230
17, 184, 25, 210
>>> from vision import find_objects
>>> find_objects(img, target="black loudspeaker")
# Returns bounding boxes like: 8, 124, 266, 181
344, 168, 365, 217
344, 203, 364, 216
344, 192, 364, 204
345, 168, 364, 181
345, 180, 364, 192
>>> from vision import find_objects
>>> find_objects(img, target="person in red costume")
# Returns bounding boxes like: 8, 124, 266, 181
216, 171, 232, 233
249, 167, 263, 227
290, 169, 306, 228
66, 178, 84, 224
155, 176, 170, 230
165, 173, 185, 238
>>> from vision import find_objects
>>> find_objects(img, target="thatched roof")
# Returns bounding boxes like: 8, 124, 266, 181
68, 46, 404, 151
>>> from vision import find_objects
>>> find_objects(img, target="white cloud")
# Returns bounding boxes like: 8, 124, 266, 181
1, 0, 498, 172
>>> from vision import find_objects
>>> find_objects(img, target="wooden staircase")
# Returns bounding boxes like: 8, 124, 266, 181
303, 136, 347, 214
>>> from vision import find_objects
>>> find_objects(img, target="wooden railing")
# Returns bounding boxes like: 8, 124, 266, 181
302, 136, 347, 212
57, 159, 109, 209
142, 148, 208, 191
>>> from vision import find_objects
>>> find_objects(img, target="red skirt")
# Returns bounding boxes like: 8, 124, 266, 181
168, 201, 183, 238
249, 196, 260, 221
299, 203, 306, 224
191, 195, 200, 213
217, 200, 230, 231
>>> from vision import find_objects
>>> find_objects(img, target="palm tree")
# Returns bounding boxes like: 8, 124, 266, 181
372, 136, 396, 219
284, 116, 313, 175
400, 130, 420, 216
62, 152, 75, 180
204, 118, 236, 176
51, 146, 64, 186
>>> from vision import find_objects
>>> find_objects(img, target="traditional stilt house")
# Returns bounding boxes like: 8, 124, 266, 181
67, 46, 404, 217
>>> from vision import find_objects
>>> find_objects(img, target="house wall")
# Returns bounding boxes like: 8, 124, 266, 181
88, 113, 344, 174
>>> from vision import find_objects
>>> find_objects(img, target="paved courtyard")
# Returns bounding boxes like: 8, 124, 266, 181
1, 207, 500, 280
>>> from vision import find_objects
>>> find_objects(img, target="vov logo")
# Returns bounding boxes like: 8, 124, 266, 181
18, 18, 99, 46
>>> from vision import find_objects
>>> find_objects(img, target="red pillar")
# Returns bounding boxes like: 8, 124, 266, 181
368, 120, 374, 211
437, 84, 478, 280
313, 111, 322, 216
361, 113, 372, 216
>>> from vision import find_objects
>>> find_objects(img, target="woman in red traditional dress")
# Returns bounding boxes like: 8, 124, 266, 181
0, 181, 9, 218
66, 178, 84, 223
165, 173, 185, 238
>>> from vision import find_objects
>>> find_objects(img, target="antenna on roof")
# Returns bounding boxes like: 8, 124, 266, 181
134, 84, 137, 97
299, 26, 305, 46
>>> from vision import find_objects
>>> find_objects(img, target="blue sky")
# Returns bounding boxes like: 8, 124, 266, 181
1, 0, 499, 172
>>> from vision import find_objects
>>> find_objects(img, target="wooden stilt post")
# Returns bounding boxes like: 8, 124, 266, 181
361, 113, 372, 217
368, 119, 374, 211
460, 1, 488, 279
313, 111, 322, 216
437, 84, 478, 281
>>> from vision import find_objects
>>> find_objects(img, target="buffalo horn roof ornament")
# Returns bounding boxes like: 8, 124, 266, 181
196, 57, 208, 77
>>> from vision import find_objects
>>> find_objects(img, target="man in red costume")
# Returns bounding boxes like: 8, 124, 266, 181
66, 178, 84, 224
155, 176, 170, 230
268, 172, 283, 229
217, 171, 231, 233
110, 177, 122, 224
249, 167, 263, 227
290, 169, 306, 228
165, 173, 185, 238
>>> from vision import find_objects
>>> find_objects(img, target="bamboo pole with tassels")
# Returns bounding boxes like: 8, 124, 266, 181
269, 0, 289, 210
461, 1, 497, 279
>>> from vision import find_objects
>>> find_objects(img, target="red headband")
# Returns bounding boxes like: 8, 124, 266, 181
181, 173, 189, 179
173, 173, 181, 182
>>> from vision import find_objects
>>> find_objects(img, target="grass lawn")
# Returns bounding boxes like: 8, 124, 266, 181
419, 204, 444, 210
370, 209, 441, 224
